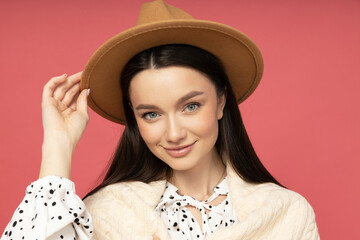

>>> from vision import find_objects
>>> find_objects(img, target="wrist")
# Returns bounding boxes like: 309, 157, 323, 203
42, 132, 76, 155
40, 135, 75, 179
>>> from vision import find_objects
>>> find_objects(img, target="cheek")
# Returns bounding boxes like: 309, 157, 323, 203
136, 120, 163, 146
186, 106, 219, 140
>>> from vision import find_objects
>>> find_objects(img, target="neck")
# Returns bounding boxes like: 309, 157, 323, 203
168, 149, 226, 201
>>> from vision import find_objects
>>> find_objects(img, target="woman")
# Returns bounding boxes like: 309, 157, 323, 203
1, 1, 319, 239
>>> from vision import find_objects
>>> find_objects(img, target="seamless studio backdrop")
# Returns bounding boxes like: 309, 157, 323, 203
0, 0, 359, 239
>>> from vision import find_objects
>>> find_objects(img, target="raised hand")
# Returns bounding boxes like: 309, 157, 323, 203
39, 72, 89, 179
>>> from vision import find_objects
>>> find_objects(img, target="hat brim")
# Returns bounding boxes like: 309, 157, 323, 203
81, 19, 263, 125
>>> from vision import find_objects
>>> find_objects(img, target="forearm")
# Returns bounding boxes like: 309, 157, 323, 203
39, 72, 88, 180
39, 134, 75, 179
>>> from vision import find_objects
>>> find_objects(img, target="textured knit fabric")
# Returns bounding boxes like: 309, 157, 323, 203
83, 159, 320, 239
1, 176, 93, 240
1, 159, 320, 240
155, 177, 237, 239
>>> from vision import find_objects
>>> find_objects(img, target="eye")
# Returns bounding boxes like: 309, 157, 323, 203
143, 112, 159, 120
185, 103, 200, 112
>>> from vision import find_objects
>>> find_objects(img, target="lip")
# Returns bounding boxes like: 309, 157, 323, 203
163, 141, 197, 158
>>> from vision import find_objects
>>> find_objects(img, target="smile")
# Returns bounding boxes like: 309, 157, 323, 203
163, 141, 197, 158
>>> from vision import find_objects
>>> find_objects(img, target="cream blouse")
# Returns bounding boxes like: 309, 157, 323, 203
155, 177, 237, 240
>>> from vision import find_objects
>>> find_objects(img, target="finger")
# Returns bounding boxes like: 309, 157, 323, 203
67, 71, 83, 82
151, 234, 160, 240
76, 89, 89, 116
68, 91, 80, 111
53, 75, 81, 101
42, 74, 68, 102
61, 82, 81, 107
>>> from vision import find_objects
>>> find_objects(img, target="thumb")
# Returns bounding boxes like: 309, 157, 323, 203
151, 234, 160, 240
77, 88, 89, 116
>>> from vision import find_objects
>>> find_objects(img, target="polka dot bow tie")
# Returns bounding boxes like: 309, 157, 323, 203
156, 178, 229, 235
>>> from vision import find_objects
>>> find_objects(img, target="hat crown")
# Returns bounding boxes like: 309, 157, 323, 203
136, 0, 194, 25
83, 0, 263, 124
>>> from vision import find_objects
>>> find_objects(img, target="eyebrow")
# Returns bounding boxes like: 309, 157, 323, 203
135, 91, 204, 111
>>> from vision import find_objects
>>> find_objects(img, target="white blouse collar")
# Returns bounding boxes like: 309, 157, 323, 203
155, 176, 228, 212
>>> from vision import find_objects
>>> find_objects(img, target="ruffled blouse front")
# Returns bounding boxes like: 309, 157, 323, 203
155, 176, 237, 240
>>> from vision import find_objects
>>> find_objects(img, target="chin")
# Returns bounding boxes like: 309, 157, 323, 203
159, 151, 211, 173
166, 161, 198, 172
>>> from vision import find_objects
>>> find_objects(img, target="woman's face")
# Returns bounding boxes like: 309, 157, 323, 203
129, 66, 225, 172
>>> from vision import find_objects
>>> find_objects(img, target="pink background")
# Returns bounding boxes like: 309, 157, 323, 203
1, 0, 359, 238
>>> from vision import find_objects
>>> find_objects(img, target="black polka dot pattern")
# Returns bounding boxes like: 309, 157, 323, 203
1, 176, 93, 240
155, 177, 237, 240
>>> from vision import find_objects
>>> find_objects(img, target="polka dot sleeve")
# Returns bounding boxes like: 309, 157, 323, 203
1, 176, 93, 240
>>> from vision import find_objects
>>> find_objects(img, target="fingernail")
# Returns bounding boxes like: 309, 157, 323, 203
87, 88, 90, 96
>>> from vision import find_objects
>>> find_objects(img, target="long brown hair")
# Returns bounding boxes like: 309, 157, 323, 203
84, 44, 283, 199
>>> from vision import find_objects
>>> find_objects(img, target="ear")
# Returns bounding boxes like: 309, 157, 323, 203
217, 91, 226, 120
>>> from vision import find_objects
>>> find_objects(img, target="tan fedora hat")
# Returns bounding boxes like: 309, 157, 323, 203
81, 0, 263, 125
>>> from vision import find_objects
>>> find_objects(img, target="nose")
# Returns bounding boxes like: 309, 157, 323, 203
165, 115, 187, 143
